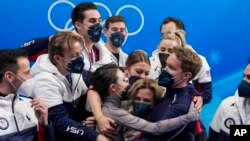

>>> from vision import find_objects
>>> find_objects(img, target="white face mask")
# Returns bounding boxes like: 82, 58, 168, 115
8, 73, 24, 93
17, 78, 35, 97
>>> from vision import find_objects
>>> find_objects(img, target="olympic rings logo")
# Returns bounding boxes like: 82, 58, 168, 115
48, 1, 144, 37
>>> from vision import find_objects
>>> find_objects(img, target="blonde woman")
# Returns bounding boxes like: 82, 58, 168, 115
124, 78, 165, 140
149, 29, 186, 80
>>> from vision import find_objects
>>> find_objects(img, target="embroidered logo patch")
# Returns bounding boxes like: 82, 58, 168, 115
225, 118, 235, 129
0, 117, 9, 130
206, 70, 211, 77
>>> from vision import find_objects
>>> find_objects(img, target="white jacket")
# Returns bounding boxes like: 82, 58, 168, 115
109, 48, 128, 68
209, 90, 250, 140
149, 49, 162, 80
82, 42, 113, 72
0, 94, 37, 139
31, 54, 87, 108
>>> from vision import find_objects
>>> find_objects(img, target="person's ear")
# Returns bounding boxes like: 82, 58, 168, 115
109, 84, 117, 92
4, 71, 14, 82
182, 72, 192, 81
53, 55, 61, 64
74, 21, 83, 31
103, 29, 108, 37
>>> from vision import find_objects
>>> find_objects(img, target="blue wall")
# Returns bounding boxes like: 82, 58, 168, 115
1, 0, 249, 130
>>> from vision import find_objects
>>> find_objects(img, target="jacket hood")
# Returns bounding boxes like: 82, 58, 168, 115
31, 54, 61, 77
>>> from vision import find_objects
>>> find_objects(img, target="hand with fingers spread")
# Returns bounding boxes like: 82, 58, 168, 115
31, 98, 48, 127
96, 115, 117, 138
193, 96, 203, 112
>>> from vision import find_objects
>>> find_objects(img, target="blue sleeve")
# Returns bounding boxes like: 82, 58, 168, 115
187, 82, 212, 105
82, 69, 91, 87
187, 83, 200, 96
20, 36, 49, 61
48, 104, 98, 141
44, 121, 56, 141
160, 94, 191, 120
198, 82, 212, 104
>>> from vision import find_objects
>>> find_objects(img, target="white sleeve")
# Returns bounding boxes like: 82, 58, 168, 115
210, 101, 225, 132
194, 55, 212, 83
149, 56, 161, 80
33, 72, 64, 108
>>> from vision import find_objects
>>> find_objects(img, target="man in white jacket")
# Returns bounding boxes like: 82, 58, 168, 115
103, 15, 128, 68
31, 31, 108, 141
0, 49, 54, 141
208, 62, 250, 141
20, 2, 113, 85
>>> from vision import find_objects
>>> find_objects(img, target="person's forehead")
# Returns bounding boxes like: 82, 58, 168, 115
116, 69, 125, 77
137, 88, 153, 96
17, 57, 30, 71
167, 54, 180, 66
65, 42, 83, 54
109, 22, 126, 28
83, 9, 101, 20
132, 62, 150, 71
159, 39, 178, 47
162, 22, 177, 31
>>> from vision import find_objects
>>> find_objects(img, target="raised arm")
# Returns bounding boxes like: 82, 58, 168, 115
87, 89, 116, 135
104, 102, 199, 135
20, 36, 52, 61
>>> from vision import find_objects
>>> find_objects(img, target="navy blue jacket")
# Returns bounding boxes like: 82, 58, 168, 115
139, 87, 194, 141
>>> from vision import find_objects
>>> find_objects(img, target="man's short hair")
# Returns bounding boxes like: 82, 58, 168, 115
104, 15, 126, 29
160, 17, 185, 31
71, 2, 98, 25
48, 31, 84, 65
0, 49, 27, 82
172, 47, 202, 81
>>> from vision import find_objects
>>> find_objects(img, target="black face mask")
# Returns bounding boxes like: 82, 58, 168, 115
120, 86, 131, 101
158, 53, 169, 68
133, 102, 152, 117
158, 70, 174, 88
67, 57, 84, 74
87, 23, 102, 43
238, 80, 250, 98
129, 76, 141, 86
110, 32, 125, 47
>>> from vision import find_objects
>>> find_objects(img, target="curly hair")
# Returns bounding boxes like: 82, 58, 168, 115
172, 47, 202, 81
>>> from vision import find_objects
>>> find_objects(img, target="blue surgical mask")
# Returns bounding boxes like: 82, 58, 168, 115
62, 56, 84, 74
110, 32, 125, 47
238, 80, 250, 98
158, 70, 174, 88
133, 102, 152, 117
87, 23, 102, 43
